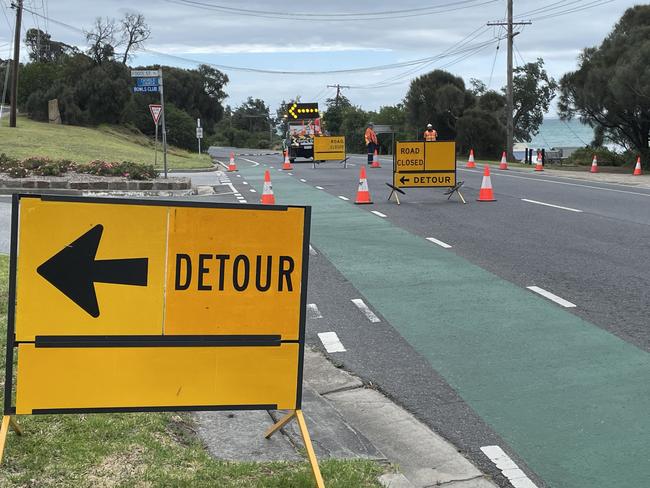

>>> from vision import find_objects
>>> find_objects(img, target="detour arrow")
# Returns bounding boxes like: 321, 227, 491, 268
37, 224, 149, 318
400, 175, 410, 184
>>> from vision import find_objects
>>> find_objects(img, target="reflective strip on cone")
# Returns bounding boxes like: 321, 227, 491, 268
499, 151, 508, 170
633, 157, 642, 176
282, 150, 293, 170
590, 156, 598, 173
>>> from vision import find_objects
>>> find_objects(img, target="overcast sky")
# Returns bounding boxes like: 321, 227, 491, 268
0, 0, 639, 115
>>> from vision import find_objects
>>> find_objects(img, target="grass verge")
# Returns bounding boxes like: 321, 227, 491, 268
0, 117, 213, 171
0, 255, 384, 487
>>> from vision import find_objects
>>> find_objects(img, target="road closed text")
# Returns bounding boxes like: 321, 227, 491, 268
175, 253, 295, 292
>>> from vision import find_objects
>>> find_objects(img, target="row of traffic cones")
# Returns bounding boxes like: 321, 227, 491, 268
466, 149, 644, 176
259, 165, 494, 205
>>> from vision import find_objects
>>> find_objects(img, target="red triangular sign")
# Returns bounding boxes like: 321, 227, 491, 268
148, 104, 163, 125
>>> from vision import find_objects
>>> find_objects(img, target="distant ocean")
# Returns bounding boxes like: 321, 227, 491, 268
527, 118, 594, 149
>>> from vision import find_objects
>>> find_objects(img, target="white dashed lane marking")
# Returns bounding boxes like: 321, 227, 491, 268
371, 211, 387, 218
315, 186, 324, 190
481, 446, 538, 488
527, 286, 576, 308
521, 198, 583, 213
426, 237, 452, 249
351, 298, 381, 323
300, 178, 307, 182
338, 196, 350, 201
307, 303, 323, 319
250, 189, 257, 193
318, 332, 346, 353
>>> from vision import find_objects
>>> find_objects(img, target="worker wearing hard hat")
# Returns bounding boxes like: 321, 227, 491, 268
423, 124, 438, 142
365, 122, 378, 164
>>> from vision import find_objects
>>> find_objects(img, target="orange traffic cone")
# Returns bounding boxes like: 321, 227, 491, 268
633, 156, 642, 176
590, 155, 598, 173
499, 151, 508, 170
534, 151, 544, 172
282, 150, 293, 170
355, 166, 373, 204
228, 152, 238, 172
477, 165, 496, 202
370, 149, 381, 168
466, 149, 476, 168
260, 170, 275, 204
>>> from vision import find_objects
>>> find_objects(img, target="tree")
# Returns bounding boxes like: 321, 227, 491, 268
323, 94, 351, 135
512, 58, 557, 142
558, 5, 650, 166
456, 108, 506, 158
120, 13, 150, 64
232, 97, 270, 132
404, 70, 472, 140
25, 28, 78, 63
85, 17, 117, 65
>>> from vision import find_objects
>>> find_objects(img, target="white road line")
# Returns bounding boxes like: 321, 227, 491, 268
338, 195, 350, 201
270, 166, 274, 169
481, 446, 539, 488
315, 186, 324, 190
371, 210, 387, 218
351, 298, 381, 323
426, 237, 452, 249
526, 286, 576, 308
250, 189, 257, 193
300, 178, 307, 182
309, 244, 317, 256
288, 172, 293, 175
459, 167, 650, 198
521, 198, 583, 213
236, 174, 241, 177
240, 157, 260, 167
242, 181, 249, 185
318, 332, 346, 353
307, 303, 323, 319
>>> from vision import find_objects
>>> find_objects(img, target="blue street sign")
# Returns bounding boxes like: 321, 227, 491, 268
136, 77, 160, 87
133, 86, 160, 93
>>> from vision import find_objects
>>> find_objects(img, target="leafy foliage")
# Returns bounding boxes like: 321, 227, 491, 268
513, 59, 557, 142
558, 5, 650, 167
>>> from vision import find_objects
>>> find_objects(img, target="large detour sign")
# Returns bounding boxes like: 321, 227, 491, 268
313, 135, 346, 161
5, 195, 310, 415
393, 141, 456, 188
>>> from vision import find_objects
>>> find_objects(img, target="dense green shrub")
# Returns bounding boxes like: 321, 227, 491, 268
0, 156, 157, 180
564, 147, 627, 166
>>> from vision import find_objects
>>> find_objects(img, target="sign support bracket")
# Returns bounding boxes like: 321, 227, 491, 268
265, 410, 325, 488
0, 416, 23, 463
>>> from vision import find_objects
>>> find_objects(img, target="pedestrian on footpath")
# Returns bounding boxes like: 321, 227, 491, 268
423, 124, 438, 141
365, 122, 378, 164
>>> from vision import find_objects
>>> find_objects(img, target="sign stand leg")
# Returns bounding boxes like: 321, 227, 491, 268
456, 189, 466, 204
387, 189, 401, 205
0, 415, 23, 463
265, 410, 325, 488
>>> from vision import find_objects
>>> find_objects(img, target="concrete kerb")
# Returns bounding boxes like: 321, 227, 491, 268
194, 347, 498, 488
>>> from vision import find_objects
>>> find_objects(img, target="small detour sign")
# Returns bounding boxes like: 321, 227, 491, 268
1, 195, 326, 485
313, 135, 346, 161
393, 141, 456, 188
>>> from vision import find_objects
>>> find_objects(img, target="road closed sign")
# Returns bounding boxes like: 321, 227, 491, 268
313, 135, 346, 161
6, 195, 310, 415
393, 141, 456, 189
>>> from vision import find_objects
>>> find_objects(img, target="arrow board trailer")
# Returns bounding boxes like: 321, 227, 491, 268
389, 141, 464, 204
4, 194, 311, 413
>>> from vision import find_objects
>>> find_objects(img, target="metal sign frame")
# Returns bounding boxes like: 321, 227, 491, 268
4, 193, 311, 417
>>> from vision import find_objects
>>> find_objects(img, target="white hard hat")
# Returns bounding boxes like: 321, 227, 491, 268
427, 124, 433, 129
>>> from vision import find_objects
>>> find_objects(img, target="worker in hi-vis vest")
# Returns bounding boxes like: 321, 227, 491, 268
365, 122, 378, 164
423, 124, 438, 141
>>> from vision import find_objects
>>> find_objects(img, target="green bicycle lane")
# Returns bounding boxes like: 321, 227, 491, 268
240, 163, 650, 487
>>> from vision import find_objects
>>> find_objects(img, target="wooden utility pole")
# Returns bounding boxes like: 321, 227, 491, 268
9, 0, 23, 128
488, 1, 531, 161
326, 84, 350, 107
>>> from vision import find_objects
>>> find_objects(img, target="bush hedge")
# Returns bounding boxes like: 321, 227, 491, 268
0, 153, 158, 180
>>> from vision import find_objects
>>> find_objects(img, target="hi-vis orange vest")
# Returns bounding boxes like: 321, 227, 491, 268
424, 129, 438, 141
365, 127, 378, 145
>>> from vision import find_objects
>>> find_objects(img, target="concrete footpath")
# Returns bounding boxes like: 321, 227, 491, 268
195, 348, 497, 488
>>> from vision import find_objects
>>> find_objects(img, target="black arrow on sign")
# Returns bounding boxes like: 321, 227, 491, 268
37, 224, 149, 318
400, 175, 410, 184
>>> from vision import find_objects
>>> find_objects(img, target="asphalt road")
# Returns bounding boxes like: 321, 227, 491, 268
203, 148, 649, 488
1, 150, 648, 488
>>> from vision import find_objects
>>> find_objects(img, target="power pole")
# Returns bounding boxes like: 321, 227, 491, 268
9, 0, 23, 128
488, 1, 531, 161
326, 84, 350, 107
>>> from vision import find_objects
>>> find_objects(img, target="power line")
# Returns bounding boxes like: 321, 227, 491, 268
529, 0, 614, 21
164, 0, 502, 21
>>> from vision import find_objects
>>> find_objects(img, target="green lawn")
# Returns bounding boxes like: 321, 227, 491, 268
0, 255, 384, 487
0, 117, 213, 170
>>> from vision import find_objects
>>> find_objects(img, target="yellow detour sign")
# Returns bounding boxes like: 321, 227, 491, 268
313, 135, 346, 161
393, 141, 456, 188
6, 195, 310, 415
